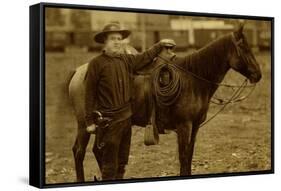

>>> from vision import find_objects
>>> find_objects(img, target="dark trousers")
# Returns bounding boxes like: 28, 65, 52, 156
93, 118, 132, 180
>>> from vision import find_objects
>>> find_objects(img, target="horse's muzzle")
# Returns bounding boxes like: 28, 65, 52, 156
249, 72, 262, 83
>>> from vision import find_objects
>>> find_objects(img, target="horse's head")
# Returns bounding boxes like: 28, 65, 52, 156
229, 24, 262, 83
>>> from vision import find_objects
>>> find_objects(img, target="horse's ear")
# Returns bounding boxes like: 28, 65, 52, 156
234, 21, 245, 40
238, 22, 245, 34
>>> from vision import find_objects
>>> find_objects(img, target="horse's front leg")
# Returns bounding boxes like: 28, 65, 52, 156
186, 124, 199, 175
72, 121, 90, 182
176, 120, 193, 176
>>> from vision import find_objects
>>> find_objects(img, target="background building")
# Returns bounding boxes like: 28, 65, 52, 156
45, 8, 271, 52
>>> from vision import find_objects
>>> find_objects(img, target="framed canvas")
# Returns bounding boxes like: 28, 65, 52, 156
29, 2, 274, 188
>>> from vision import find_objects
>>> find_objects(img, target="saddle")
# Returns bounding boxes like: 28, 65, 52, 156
131, 66, 173, 137
131, 74, 154, 127
131, 46, 177, 145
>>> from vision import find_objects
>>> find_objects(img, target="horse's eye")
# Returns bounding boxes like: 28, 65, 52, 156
239, 41, 248, 51
238, 43, 244, 48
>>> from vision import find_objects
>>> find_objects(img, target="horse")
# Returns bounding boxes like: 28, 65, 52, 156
68, 24, 261, 181
152, 24, 261, 176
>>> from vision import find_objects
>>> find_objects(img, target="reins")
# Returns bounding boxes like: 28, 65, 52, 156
156, 50, 256, 127
200, 79, 255, 127
211, 79, 256, 105
157, 54, 255, 88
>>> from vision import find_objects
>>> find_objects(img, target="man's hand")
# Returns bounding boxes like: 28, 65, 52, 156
86, 123, 97, 134
160, 39, 176, 48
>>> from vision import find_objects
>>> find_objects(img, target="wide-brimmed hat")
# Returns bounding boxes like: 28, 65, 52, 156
94, 22, 131, 44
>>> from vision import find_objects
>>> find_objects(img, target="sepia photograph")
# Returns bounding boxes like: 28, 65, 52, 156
31, 3, 273, 187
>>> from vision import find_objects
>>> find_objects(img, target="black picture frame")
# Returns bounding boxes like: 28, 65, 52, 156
30, 2, 274, 188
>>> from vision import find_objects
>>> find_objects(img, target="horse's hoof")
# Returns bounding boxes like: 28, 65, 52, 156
93, 175, 101, 181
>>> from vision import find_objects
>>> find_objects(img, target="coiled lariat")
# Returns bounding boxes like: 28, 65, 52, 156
152, 62, 183, 108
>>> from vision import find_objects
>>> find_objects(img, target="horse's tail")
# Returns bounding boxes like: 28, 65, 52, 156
66, 69, 76, 105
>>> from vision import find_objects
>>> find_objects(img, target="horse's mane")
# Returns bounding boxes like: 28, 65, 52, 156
178, 33, 234, 83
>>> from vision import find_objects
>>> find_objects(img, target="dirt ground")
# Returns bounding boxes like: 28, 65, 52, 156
45, 51, 272, 184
